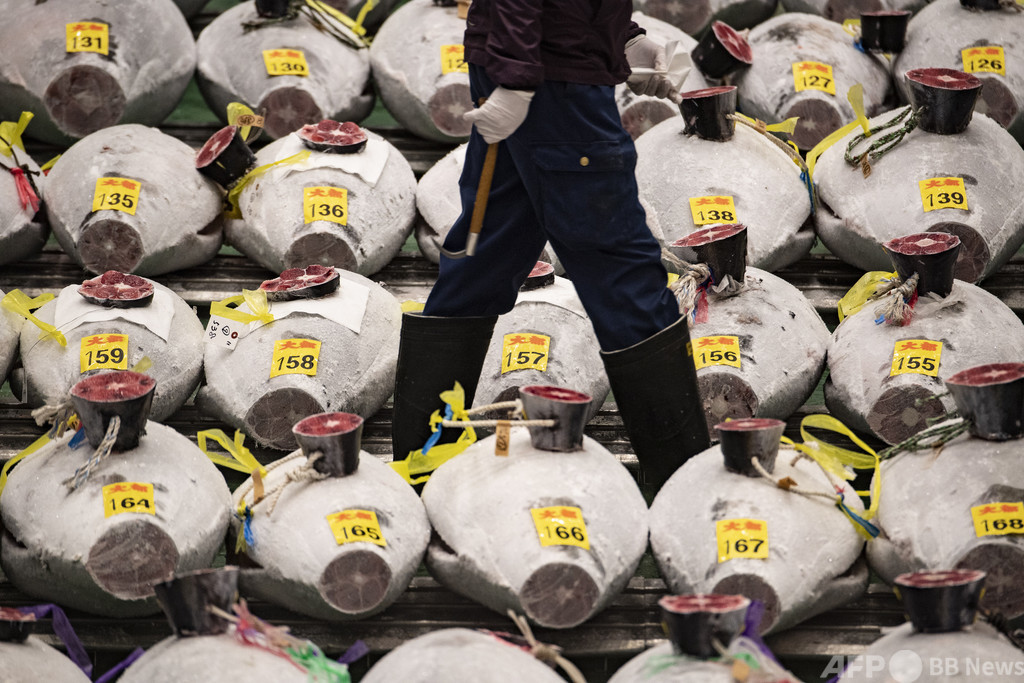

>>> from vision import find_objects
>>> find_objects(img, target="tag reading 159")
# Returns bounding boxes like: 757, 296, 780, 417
80, 334, 129, 373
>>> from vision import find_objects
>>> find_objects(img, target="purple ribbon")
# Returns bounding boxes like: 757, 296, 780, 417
337, 639, 369, 665
95, 647, 146, 683
19, 603, 92, 677
740, 599, 782, 665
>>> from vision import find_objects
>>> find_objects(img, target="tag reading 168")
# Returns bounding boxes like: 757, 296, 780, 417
80, 334, 129, 373
530, 506, 590, 550
971, 502, 1024, 537
102, 482, 155, 518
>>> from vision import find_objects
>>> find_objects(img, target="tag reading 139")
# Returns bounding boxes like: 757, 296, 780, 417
80, 334, 129, 373
326, 509, 387, 547
961, 46, 1005, 76
66, 22, 109, 55
92, 177, 141, 215
440, 44, 468, 74
102, 482, 155, 518
889, 339, 942, 377
792, 61, 835, 95
263, 49, 309, 77
971, 502, 1024, 537
531, 506, 590, 550
919, 177, 968, 213
716, 518, 769, 563
689, 196, 737, 226
270, 339, 321, 378
501, 333, 550, 374
303, 187, 348, 226
692, 336, 740, 371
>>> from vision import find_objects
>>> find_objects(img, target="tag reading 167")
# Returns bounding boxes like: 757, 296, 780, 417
716, 518, 769, 563
270, 339, 321, 378
80, 334, 129, 373
102, 482, 155, 518
326, 509, 387, 547
530, 506, 590, 550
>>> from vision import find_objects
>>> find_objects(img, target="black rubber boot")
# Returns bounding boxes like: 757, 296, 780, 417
600, 316, 711, 489
391, 312, 498, 461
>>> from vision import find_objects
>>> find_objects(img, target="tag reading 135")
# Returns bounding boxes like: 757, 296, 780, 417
501, 333, 550, 374
716, 518, 769, 563
792, 61, 836, 95
961, 46, 1005, 76
971, 502, 1024, 537
530, 506, 590, 550
919, 177, 968, 213
102, 482, 155, 518
80, 334, 129, 373
303, 187, 348, 226
440, 44, 468, 74
270, 339, 321, 378
263, 49, 309, 77
92, 177, 141, 215
689, 196, 737, 226
890, 339, 942, 377
326, 509, 387, 547
692, 336, 740, 370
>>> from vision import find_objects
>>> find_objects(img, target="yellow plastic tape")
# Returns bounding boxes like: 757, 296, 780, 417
805, 84, 872, 181
226, 102, 259, 142
842, 19, 861, 38
847, 83, 871, 136
401, 300, 426, 313
306, 0, 372, 39
734, 112, 800, 135
225, 150, 310, 218
837, 271, 897, 321
0, 111, 33, 158
209, 289, 274, 327
40, 155, 61, 173
1, 290, 66, 346
0, 432, 51, 499
198, 429, 267, 478
131, 356, 153, 373
390, 382, 477, 484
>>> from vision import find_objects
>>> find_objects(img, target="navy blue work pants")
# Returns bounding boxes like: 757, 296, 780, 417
423, 64, 680, 352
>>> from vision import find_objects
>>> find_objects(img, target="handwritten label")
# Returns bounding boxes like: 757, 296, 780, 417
495, 420, 510, 456
689, 196, 737, 226
303, 186, 348, 226
971, 502, 1024, 537
205, 315, 245, 350
270, 338, 321, 378
326, 509, 387, 547
692, 336, 741, 371
919, 177, 968, 213
890, 339, 942, 377
92, 177, 141, 215
716, 518, 769, 562
962, 46, 1005, 76
102, 482, 155, 518
440, 44, 468, 74
792, 61, 835, 95
501, 333, 550, 374
531, 506, 590, 550
263, 49, 309, 77
66, 22, 109, 55
80, 334, 129, 373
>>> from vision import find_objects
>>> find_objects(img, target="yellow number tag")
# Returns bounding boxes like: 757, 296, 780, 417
716, 518, 769, 563
270, 338, 321, 378
689, 196, 738, 226
102, 482, 155, 518
792, 61, 836, 95
326, 509, 387, 547
530, 506, 590, 550
692, 335, 741, 370
962, 46, 1006, 76
890, 339, 942, 377
80, 334, 129, 373
440, 44, 468, 74
263, 49, 309, 77
919, 177, 968, 213
971, 502, 1024, 537
303, 186, 348, 226
66, 21, 109, 55
92, 177, 141, 215
501, 333, 550, 374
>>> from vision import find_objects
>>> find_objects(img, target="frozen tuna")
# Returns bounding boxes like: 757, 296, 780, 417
0, 121, 46, 267
422, 387, 649, 629
0, 0, 196, 145
633, 0, 778, 37
779, 0, 922, 24
0, 372, 232, 617
0, 289, 23, 385
369, 0, 473, 142
17, 274, 205, 422
197, 266, 401, 450
196, 1, 373, 139
0, 608, 90, 683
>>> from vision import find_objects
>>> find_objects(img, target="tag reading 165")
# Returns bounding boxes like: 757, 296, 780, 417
716, 518, 769, 563
889, 339, 942, 377
92, 177, 141, 215
270, 339, 321, 378
440, 44, 468, 74
530, 506, 590, 550
66, 22, 109, 55
80, 334, 129, 373
971, 502, 1024, 537
326, 509, 387, 547
263, 49, 309, 77
102, 482, 155, 518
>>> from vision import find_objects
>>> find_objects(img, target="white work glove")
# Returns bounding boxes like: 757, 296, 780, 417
462, 87, 535, 144
625, 34, 674, 100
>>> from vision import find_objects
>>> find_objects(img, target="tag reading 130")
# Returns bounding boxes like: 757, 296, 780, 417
270, 339, 321, 378
889, 339, 942, 377
440, 44, 468, 74
92, 177, 141, 215
689, 196, 737, 226
326, 509, 387, 547
971, 502, 1024, 537
961, 46, 1005, 76
531, 506, 590, 550
80, 334, 129, 373
303, 187, 348, 226
792, 61, 835, 95
501, 333, 550, 374
263, 49, 309, 77
716, 518, 769, 563
66, 22, 109, 55
102, 482, 155, 518
919, 177, 968, 213
692, 336, 740, 371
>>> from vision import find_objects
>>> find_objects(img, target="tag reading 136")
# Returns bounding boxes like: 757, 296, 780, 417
716, 518, 769, 563
692, 335, 740, 370
102, 482, 155, 518
303, 187, 348, 226
501, 333, 550, 374
326, 509, 387, 547
440, 44, 468, 74
263, 49, 309, 77
689, 196, 737, 226
971, 502, 1024, 537
92, 177, 141, 215
792, 61, 835, 95
530, 506, 590, 550
80, 334, 129, 373
890, 339, 942, 377
919, 177, 967, 213
270, 338, 321, 378
961, 46, 1005, 76
66, 22, 109, 55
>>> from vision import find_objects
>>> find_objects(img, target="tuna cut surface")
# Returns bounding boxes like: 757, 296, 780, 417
0, 636, 91, 682
196, 1, 373, 139
633, 0, 778, 37
0, 150, 46, 267
0, 0, 196, 145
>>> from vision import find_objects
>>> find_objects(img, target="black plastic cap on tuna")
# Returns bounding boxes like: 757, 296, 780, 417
883, 232, 961, 298
894, 569, 986, 633
716, 418, 785, 477
196, 125, 256, 189
153, 567, 240, 638
292, 412, 364, 477
255, 0, 291, 17
0, 608, 36, 643
520, 261, 555, 291
906, 68, 983, 135
691, 22, 753, 80
670, 223, 748, 285
679, 86, 737, 142
959, 0, 1002, 9
519, 386, 592, 452
659, 594, 750, 659
860, 11, 911, 53
945, 363, 1024, 441
70, 371, 156, 451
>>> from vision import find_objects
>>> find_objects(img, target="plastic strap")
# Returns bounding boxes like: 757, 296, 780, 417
733, 112, 800, 135
837, 271, 897, 321
805, 84, 872, 181
20, 603, 92, 677
0, 111, 32, 157
198, 429, 267, 478
10, 167, 40, 213
0, 432, 52, 498
390, 382, 478, 484
1, 290, 65, 346
306, 0, 373, 37
210, 289, 274, 327
226, 150, 311, 218
40, 154, 61, 173
95, 647, 145, 683
287, 642, 352, 683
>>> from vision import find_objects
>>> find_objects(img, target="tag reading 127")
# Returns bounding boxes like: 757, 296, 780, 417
102, 482, 155, 518
689, 196, 737, 226
263, 49, 309, 77
92, 177, 141, 215
961, 46, 1005, 76
501, 333, 550, 374
792, 61, 836, 95
270, 339, 321, 378
692, 335, 741, 370
303, 187, 348, 226
80, 334, 129, 373
66, 22, 109, 55
919, 177, 968, 213
971, 502, 1024, 537
716, 518, 769, 563
530, 506, 590, 550
326, 509, 387, 547
890, 339, 942, 377
440, 44, 469, 74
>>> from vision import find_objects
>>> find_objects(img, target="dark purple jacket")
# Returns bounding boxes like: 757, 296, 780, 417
463, 0, 644, 90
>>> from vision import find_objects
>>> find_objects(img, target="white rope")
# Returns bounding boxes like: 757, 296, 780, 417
260, 451, 329, 516
233, 449, 305, 508
506, 610, 587, 683
64, 416, 120, 490
873, 272, 919, 326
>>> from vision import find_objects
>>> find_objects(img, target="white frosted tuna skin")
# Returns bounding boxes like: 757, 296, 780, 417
650, 447, 868, 634
0, 288, 24, 384
779, 0, 927, 22
609, 642, 738, 683
18, 282, 204, 422
230, 451, 430, 621
815, 109, 1024, 282
369, 0, 473, 142
633, 0, 778, 37
0, 424, 232, 617
0, 636, 91, 683
361, 628, 568, 683
636, 123, 814, 272
0, 0, 196, 145
0, 152, 46, 266
422, 430, 649, 629
196, 1, 373, 138
825, 282, 1024, 445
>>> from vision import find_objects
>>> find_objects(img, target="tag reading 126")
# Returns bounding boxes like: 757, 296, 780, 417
919, 177, 968, 213
92, 177, 141, 215
66, 22, 109, 55
961, 46, 1005, 76
971, 502, 1024, 537
692, 335, 741, 371
440, 44, 468, 74
792, 61, 836, 95
102, 482, 155, 518
890, 339, 942, 377
303, 187, 348, 226
263, 49, 309, 77
689, 196, 737, 226
716, 518, 769, 563
530, 506, 590, 550
270, 339, 321, 378
326, 509, 387, 547
501, 333, 550, 374
80, 334, 129, 373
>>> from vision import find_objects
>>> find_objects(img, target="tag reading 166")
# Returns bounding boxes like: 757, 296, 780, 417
263, 49, 309, 77
326, 509, 387, 547
440, 44, 468, 74
92, 177, 141, 215
971, 502, 1024, 537
66, 22, 109, 55
102, 482, 155, 518
890, 339, 942, 377
716, 518, 769, 563
530, 506, 590, 550
80, 334, 129, 373
270, 339, 321, 378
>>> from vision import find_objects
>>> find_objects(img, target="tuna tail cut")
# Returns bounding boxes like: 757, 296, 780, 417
153, 567, 240, 637
600, 316, 711, 489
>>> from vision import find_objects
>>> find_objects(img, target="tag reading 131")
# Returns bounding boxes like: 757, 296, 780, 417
303, 187, 348, 226
80, 334, 129, 373
919, 177, 968, 213
971, 502, 1024, 537
66, 22, 109, 55
890, 339, 942, 377
961, 46, 1005, 76
689, 196, 737, 226
792, 61, 836, 95
692, 336, 740, 371
501, 333, 550, 374
531, 506, 590, 550
263, 49, 309, 77
270, 339, 321, 378
716, 518, 769, 563
326, 509, 387, 547
440, 44, 468, 74
92, 177, 141, 215
102, 482, 155, 518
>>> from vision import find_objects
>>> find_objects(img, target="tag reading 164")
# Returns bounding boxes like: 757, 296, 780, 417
102, 482, 155, 518
792, 61, 836, 95
263, 49, 309, 77
692, 335, 741, 371
501, 333, 550, 374
303, 187, 348, 226
66, 22, 109, 55
326, 509, 387, 547
961, 46, 1005, 76
92, 177, 141, 215
890, 339, 942, 377
80, 334, 129, 373
530, 506, 590, 550
919, 177, 968, 213
716, 518, 769, 563
440, 44, 468, 74
270, 339, 321, 378
689, 196, 737, 226
971, 502, 1024, 537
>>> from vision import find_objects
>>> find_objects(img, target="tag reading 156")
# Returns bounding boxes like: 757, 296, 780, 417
92, 177, 141, 215
971, 502, 1024, 537
440, 44, 468, 74
501, 333, 550, 374
692, 336, 741, 371
326, 509, 387, 547
792, 61, 836, 95
961, 46, 1005, 76
689, 196, 737, 226
303, 186, 348, 226
530, 506, 590, 550
716, 518, 769, 563
263, 49, 309, 77
66, 22, 109, 55
270, 339, 321, 378
102, 482, 155, 518
919, 177, 968, 213
889, 339, 942, 377
80, 334, 129, 373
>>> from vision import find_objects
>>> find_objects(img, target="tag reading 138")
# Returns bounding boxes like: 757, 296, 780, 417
971, 502, 1024, 537
692, 336, 740, 371
889, 339, 942, 377
263, 49, 309, 77
716, 518, 769, 563
270, 339, 321, 378
792, 61, 836, 95
440, 44, 468, 74
501, 333, 550, 374
92, 177, 141, 215
919, 177, 968, 213
689, 196, 737, 226
303, 187, 348, 226
530, 506, 590, 550
66, 22, 109, 55
80, 334, 129, 373
102, 482, 155, 518
326, 509, 387, 547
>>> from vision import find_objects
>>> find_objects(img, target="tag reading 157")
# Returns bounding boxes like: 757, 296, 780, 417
263, 49, 309, 77
971, 502, 1024, 537
92, 177, 141, 215
890, 339, 942, 377
102, 482, 155, 518
440, 44, 468, 74
270, 339, 321, 378
80, 334, 129, 373
326, 509, 387, 547
501, 333, 550, 374
716, 518, 769, 563
66, 22, 109, 55
530, 506, 590, 550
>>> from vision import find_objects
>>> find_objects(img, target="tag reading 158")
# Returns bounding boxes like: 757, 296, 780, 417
270, 339, 321, 378
102, 482, 155, 518
80, 334, 129, 373
530, 506, 590, 550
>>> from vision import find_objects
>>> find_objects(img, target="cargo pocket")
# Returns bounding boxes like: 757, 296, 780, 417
532, 140, 641, 250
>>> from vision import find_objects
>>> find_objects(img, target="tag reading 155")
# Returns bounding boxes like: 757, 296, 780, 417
716, 518, 769, 563
531, 506, 590, 550
102, 482, 155, 518
326, 509, 387, 547
303, 187, 348, 226
792, 61, 836, 95
263, 49, 309, 77
92, 177, 141, 215
440, 44, 468, 74
80, 334, 129, 373
971, 502, 1024, 537
919, 177, 968, 213
66, 22, 109, 55
692, 335, 741, 371
270, 339, 321, 378
890, 339, 942, 377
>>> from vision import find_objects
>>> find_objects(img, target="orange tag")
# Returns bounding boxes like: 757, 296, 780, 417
495, 420, 510, 456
